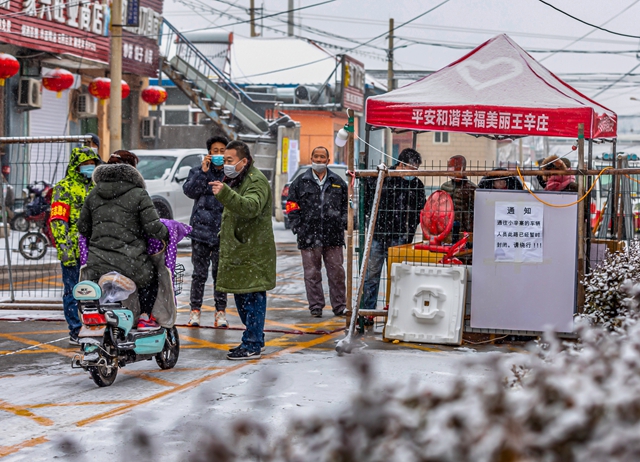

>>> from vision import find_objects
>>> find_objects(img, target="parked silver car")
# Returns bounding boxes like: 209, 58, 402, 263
132, 149, 206, 224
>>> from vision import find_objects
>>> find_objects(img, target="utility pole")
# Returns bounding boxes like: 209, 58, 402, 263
109, 0, 123, 152
250, 0, 257, 37
385, 18, 394, 161
287, 0, 294, 36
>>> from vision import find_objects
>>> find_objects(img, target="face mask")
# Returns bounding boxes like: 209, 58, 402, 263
403, 176, 415, 181
312, 162, 327, 173
212, 155, 224, 166
224, 160, 244, 178
79, 165, 95, 179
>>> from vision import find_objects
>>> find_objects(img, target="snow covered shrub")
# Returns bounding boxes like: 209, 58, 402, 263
582, 241, 640, 328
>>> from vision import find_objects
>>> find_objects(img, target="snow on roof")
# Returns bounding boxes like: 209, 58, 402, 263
230, 37, 338, 86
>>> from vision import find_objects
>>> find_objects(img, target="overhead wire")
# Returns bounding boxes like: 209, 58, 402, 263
537, 0, 640, 39
538, 0, 640, 62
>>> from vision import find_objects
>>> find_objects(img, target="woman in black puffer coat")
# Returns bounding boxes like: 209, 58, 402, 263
78, 151, 168, 318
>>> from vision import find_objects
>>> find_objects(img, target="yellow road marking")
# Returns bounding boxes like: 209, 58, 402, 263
75, 331, 341, 428
0, 400, 54, 426
29, 400, 137, 409
0, 436, 49, 458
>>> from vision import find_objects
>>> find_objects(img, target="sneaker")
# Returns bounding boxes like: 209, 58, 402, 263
229, 344, 266, 353
226, 347, 261, 360
68, 336, 79, 345
137, 314, 161, 331
310, 308, 323, 318
333, 307, 346, 317
188, 310, 201, 327
215, 310, 228, 328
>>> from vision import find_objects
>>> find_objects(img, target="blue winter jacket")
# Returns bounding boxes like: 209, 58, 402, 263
182, 165, 225, 246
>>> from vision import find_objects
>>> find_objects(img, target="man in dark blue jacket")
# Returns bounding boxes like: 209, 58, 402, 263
286, 147, 348, 317
183, 135, 229, 327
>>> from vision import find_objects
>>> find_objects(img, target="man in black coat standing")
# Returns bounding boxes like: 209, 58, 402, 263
183, 135, 229, 328
286, 147, 348, 318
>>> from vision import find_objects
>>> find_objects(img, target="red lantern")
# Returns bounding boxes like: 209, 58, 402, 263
121, 80, 130, 99
0, 53, 20, 87
141, 85, 167, 109
42, 68, 74, 98
88, 77, 111, 101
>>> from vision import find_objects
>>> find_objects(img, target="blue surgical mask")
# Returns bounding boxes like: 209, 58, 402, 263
79, 165, 95, 179
403, 176, 415, 181
212, 155, 224, 166
224, 160, 243, 178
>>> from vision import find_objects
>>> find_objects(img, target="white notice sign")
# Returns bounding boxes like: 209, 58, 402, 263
494, 202, 543, 262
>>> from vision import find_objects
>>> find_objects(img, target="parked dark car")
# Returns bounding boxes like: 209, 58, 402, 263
281, 164, 349, 229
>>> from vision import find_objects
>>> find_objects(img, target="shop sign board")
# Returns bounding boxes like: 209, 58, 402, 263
342, 55, 365, 113
0, 0, 163, 76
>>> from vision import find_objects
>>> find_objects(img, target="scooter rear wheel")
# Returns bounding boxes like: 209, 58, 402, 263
156, 326, 180, 370
88, 342, 118, 387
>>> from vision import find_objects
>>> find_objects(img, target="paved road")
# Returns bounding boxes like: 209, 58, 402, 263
0, 221, 521, 460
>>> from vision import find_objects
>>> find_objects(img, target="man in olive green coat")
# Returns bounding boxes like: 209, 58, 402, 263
211, 140, 276, 360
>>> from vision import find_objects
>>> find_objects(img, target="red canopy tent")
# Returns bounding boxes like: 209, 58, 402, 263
366, 34, 617, 139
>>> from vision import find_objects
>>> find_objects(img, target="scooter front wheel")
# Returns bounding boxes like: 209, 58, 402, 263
156, 326, 180, 370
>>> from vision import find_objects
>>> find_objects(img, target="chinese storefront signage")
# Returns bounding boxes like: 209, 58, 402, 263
494, 201, 543, 263
0, 0, 163, 76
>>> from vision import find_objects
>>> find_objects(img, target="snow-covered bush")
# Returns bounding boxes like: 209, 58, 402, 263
582, 241, 640, 328
58, 311, 640, 462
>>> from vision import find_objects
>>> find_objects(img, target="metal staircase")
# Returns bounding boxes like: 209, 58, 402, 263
160, 20, 271, 138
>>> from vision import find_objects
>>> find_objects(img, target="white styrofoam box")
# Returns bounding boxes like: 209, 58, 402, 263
385, 263, 467, 345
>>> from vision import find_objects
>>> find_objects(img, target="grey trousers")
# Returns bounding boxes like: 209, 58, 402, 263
300, 246, 346, 314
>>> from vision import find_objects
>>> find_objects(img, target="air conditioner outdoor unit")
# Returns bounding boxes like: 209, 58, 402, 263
18, 78, 42, 109
141, 117, 158, 139
76, 93, 97, 118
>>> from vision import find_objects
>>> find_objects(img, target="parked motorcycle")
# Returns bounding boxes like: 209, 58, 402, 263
71, 265, 184, 387
11, 181, 56, 260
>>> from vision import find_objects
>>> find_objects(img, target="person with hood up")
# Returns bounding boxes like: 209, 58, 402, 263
540, 155, 578, 192
183, 135, 229, 328
50, 146, 101, 344
77, 150, 169, 330
210, 140, 276, 360
478, 168, 523, 190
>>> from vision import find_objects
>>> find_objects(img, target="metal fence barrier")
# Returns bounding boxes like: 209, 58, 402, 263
1, 136, 92, 306
351, 160, 640, 335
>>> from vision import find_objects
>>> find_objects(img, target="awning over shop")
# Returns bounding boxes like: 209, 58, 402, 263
366, 34, 617, 139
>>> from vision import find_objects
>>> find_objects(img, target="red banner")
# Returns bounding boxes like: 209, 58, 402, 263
365, 101, 617, 139
0, 0, 163, 77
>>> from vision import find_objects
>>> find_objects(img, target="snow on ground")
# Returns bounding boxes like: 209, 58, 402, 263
1, 347, 516, 461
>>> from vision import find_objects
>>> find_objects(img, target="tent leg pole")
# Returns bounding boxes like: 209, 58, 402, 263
585, 138, 593, 272
346, 109, 355, 323
577, 124, 585, 313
